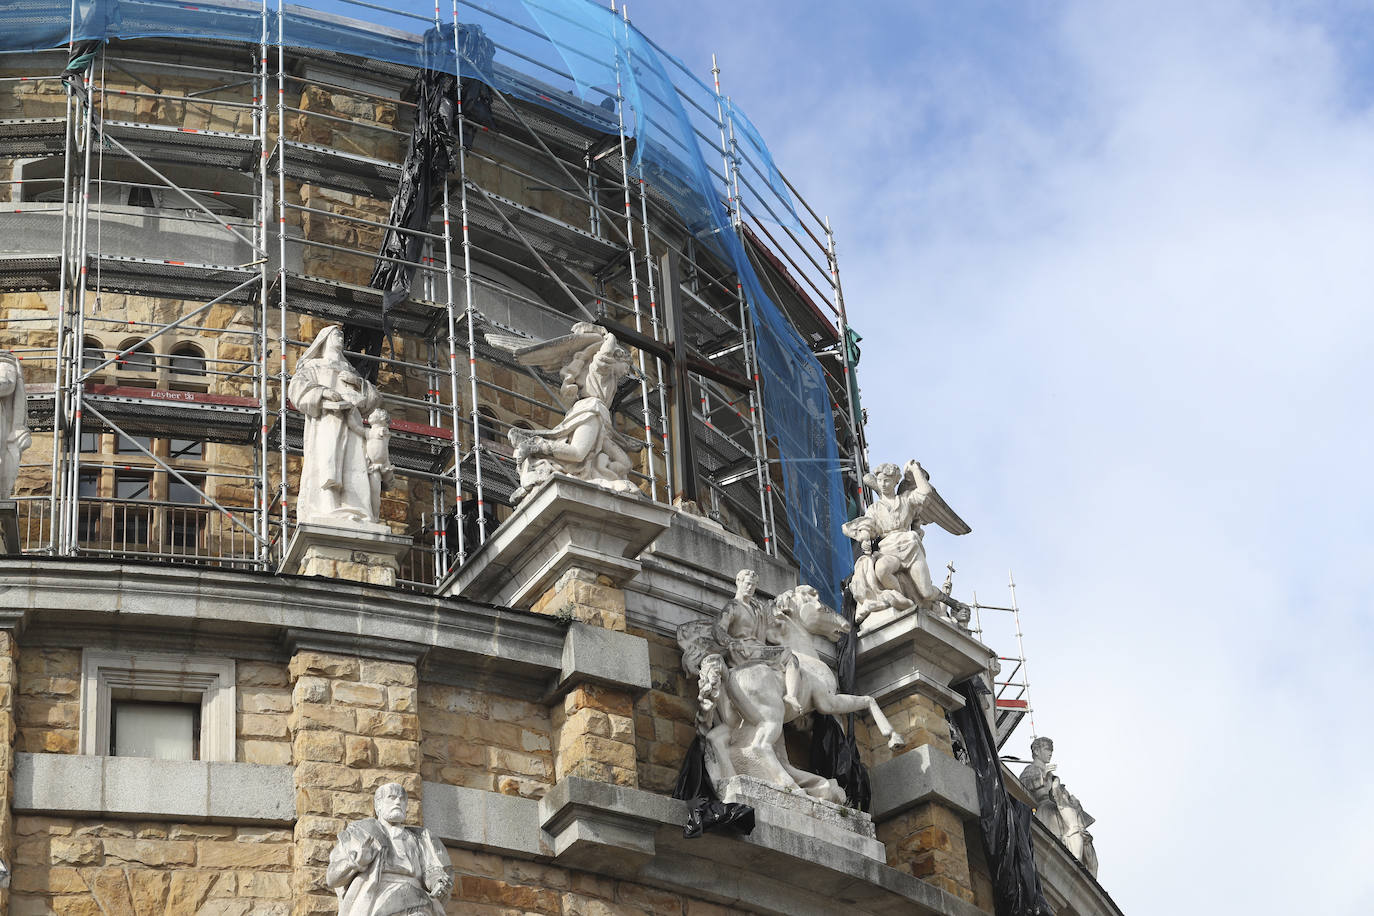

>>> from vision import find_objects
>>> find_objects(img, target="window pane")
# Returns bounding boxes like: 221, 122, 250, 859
167, 474, 205, 505
80, 431, 100, 453
82, 344, 104, 371
114, 472, 150, 499
169, 348, 205, 376
115, 434, 153, 455
111, 702, 199, 761
119, 347, 157, 373
78, 470, 100, 497
169, 438, 204, 460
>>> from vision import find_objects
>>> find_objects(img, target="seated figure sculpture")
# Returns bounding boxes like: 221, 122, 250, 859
327, 782, 453, 915
494, 322, 644, 502
842, 459, 970, 632
1018, 736, 1099, 876
678, 572, 905, 805
0, 350, 31, 500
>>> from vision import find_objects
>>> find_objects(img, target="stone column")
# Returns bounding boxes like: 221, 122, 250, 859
440, 477, 668, 793
286, 637, 423, 916
0, 630, 17, 913
856, 610, 993, 904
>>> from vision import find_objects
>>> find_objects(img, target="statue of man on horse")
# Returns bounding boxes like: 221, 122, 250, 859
677, 572, 905, 805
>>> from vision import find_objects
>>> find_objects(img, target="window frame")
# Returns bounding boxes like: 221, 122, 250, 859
79, 650, 236, 762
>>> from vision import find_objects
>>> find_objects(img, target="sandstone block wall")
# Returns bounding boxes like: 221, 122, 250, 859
10, 819, 293, 916
419, 683, 553, 798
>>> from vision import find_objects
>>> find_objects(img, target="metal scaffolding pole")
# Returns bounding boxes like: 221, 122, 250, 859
613, 5, 658, 502
825, 215, 867, 510
256, 0, 272, 558
453, 0, 487, 557
275, 0, 290, 552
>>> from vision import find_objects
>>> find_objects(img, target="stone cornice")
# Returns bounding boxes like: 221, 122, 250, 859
0, 558, 568, 694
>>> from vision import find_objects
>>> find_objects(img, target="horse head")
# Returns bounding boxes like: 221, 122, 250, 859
773, 585, 850, 644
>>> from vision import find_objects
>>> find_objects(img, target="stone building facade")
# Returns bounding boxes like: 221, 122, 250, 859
0, 7, 1123, 916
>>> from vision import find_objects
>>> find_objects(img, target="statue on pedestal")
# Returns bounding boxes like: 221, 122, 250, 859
489, 323, 644, 502
1018, 736, 1099, 876
326, 782, 453, 915
678, 574, 905, 804
0, 351, 31, 499
842, 460, 970, 631
289, 326, 392, 531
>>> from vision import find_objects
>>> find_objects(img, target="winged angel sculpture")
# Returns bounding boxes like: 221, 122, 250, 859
842, 460, 970, 632
486, 322, 644, 502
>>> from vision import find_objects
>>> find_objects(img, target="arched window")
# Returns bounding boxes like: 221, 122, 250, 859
117, 340, 157, 374
476, 407, 503, 445
81, 337, 105, 372
169, 343, 206, 376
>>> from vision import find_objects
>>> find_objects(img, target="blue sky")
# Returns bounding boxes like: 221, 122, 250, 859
627, 2, 1374, 913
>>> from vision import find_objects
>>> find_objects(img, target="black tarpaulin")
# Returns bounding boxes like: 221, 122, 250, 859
671, 736, 755, 839
352, 23, 497, 379
949, 678, 1054, 916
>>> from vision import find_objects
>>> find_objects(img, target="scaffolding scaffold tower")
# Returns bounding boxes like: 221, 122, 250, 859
0, 0, 870, 599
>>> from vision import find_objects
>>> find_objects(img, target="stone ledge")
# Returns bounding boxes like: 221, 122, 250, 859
1032, 818, 1126, 916
538, 776, 671, 874
2, 559, 569, 697
14, 753, 295, 825
721, 775, 885, 861
422, 781, 543, 858
869, 744, 979, 822
535, 777, 984, 916
558, 622, 651, 695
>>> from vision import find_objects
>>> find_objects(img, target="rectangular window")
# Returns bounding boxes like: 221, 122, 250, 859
115, 434, 154, 456
80, 651, 235, 762
80, 430, 101, 453
168, 438, 205, 461
110, 701, 201, 761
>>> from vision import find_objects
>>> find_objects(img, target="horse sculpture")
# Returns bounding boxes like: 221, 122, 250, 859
678, 583, 905, 804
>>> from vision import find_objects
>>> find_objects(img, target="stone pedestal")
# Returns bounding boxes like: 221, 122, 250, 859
0, 501, 18, 555
625, 508, 798, 635
856, 607, 995, 903
722, 775, 887, 862
438, 474, 672, 612
280, 522, 411, 586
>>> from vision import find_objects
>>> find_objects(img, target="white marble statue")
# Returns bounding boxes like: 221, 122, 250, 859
489, 323, 644, 502
1019, 736, 1099, 876
289, 326, 391, 531
842, 460, 970, 632
678, 575, 905, 805
326, 782, 453, 916
0, 351, 31, 500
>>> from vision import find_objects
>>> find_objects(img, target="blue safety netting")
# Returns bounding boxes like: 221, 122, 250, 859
2, 0, 848, 609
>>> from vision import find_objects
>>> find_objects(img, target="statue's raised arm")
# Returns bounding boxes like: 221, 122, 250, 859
488, 323, 644, 502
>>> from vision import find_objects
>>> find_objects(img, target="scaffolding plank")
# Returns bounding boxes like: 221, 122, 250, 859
100, 120, 259, 171
0, 118, 66, 158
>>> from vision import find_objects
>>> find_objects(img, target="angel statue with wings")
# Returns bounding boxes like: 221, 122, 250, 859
488, 322, 644, 502
842, 460, 970, 632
